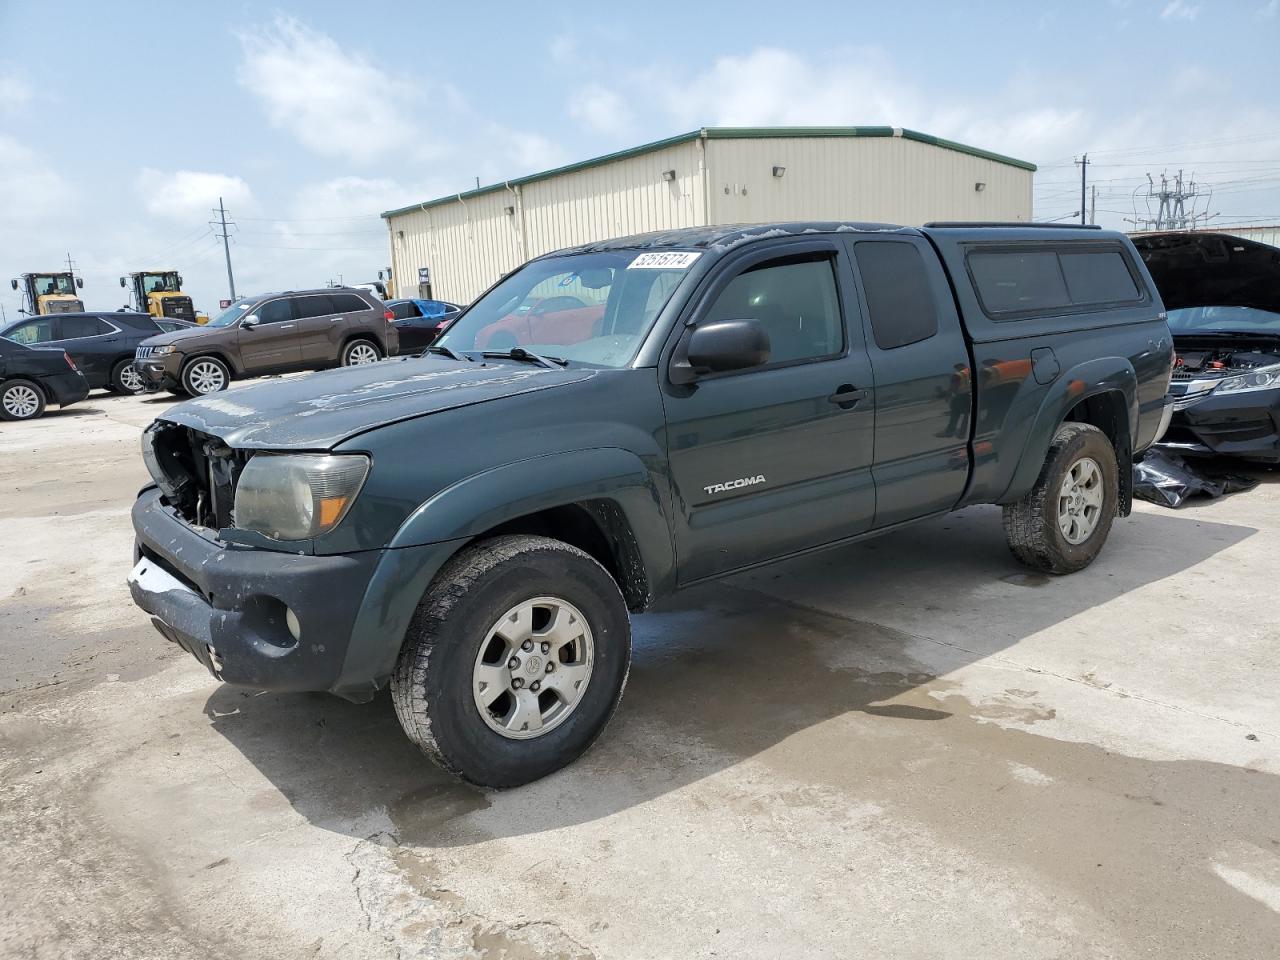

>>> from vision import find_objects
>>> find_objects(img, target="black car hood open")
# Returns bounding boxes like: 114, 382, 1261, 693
1132, 231, 1280, 314
160, 356, 596, 449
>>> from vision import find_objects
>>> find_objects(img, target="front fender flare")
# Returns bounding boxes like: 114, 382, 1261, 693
332, 447, 675, 699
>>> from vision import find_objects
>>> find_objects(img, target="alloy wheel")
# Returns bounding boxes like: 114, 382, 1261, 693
187, 360, 227, 395
346, 342, 379, 365
2, 384, 41, 419
471, 596, 595, 740
1057, 456, 1104, 545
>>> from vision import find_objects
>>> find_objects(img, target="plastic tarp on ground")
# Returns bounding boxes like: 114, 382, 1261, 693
1133, 448, 1261, 508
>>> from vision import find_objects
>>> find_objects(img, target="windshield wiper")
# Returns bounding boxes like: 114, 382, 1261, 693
425, 344, 473, 361
481, 347, 569, 369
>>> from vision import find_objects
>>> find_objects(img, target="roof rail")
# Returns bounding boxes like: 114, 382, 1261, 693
924, 221, 1104, 230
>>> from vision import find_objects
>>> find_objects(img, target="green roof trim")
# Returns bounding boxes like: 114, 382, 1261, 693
381, 126, 1036, 218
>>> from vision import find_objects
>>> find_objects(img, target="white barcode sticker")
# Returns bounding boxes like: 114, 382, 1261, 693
627, 251, 702, 270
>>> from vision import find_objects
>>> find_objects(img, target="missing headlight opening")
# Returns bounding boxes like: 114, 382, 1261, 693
141, 421, 250, 530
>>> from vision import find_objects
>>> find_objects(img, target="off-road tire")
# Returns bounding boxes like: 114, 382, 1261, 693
391, 535, 632, 788
1003, 422, 1118, 574
0, 379, 46, 421
180, 355, 230, 396
111, 358, 146, 394
341, 338, 382, 366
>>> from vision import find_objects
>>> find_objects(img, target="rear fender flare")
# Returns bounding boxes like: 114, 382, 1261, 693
1002, 358, 1137, 504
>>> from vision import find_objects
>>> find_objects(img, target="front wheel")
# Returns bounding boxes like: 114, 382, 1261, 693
1003, 422, 1118, 574
0, 379, 46, 421
341, 338, 382, 366
391, 535, 632, 788
180, 356, 230, 396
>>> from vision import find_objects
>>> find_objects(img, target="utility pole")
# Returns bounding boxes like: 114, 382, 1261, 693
1075, 154, 1089, 226
1089, 185, 1097, 226
1126, 170, 1216, 232
212, 197, 237, 301
64, 252, 75, 276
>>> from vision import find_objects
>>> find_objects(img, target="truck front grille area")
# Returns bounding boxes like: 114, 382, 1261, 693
162, 297, 195, 320
135, 345, 155, 360
143, 422, 250, 531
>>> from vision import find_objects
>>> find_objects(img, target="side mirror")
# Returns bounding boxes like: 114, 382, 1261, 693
177, 275, 183, 287
9, 279, 16, 291
241, 315, 259, 328
119, 277, 127, 288
76, 277, 84, 289
672, 318, 771, 384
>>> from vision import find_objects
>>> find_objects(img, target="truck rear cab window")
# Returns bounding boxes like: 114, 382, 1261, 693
854, 241, 940, 350
969, 247, 1143, 318
703, 254, 843, 364
1059, 251, 1141, 304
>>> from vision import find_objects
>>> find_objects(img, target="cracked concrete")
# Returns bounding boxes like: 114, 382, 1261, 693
2, 389, 1279, 959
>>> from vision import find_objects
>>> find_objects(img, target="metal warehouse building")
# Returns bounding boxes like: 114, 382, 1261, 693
382, 126, 1036, 303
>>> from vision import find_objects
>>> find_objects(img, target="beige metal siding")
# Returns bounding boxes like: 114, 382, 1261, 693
521, 140, 704, 256
706, 135, 1032, 225
387, 132, 1034, 302
1217, 224, 1280, 249
388, 141, 705, 302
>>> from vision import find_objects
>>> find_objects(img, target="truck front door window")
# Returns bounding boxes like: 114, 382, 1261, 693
702, 256, 843, 365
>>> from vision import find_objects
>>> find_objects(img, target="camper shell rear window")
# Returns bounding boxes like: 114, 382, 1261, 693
967, 243, 1145, 320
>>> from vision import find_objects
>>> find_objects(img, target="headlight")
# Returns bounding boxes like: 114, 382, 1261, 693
233, 453, 370, 541
151, 345, 176, 356
1213, 362, 1280, 395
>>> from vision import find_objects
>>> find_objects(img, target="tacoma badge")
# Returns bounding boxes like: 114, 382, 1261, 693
704, 474, 767, 495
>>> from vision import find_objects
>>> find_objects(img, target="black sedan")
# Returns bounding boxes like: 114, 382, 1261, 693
388, 298, 463, 354
0, 338, 89, 421
0, 311, 193, 393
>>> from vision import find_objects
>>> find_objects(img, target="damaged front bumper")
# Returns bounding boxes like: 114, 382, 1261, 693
1160, 384, 1280, 462
129, 487, 383, 693
129, 486, 461, 700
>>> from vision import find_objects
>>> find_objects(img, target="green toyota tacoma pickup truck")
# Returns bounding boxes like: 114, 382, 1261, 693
128, 221, 1174, 787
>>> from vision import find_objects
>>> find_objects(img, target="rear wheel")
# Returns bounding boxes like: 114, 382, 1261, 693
392, 535, 632, 788
111, 359, 146, 395
0, 379, 46, 421
1003, 422, 1118, 574
180, 356, 230, 396
341, 338, 381, 366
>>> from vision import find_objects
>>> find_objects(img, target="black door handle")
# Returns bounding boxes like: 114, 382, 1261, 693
828, 384, 869, 409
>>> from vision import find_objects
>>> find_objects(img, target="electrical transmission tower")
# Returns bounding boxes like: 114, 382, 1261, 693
209, 198, 238, 301
1126, 170, 1218, 231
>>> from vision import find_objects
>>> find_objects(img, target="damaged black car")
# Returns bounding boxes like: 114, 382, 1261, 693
1134, 230, 1280, 462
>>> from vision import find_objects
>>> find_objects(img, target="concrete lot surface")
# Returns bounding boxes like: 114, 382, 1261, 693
2, 387, 1278, 959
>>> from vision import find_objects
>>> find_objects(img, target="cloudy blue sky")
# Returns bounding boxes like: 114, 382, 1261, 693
1, 0, 1278, 316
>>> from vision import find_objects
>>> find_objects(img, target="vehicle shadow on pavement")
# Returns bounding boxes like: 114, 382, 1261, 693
204, 503, 1257, 847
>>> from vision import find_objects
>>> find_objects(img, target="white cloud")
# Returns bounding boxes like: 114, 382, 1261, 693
236, 16, 418, 164
0, 136, 73, 223
0, 69, 32, 114
569, 84, 634, 138
135, 169, 255, 222
1160, 1, 1200, 21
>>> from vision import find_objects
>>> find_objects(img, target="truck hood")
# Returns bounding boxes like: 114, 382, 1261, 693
1132, 231, 1280, 313
159, 355, 597, 449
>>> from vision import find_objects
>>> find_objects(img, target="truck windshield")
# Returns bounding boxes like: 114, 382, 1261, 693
1167, 305, 1280, 334
434, 250, 696, 367
141, 273, 180, 294
206, 298, 255, 327
32, 274, 75, 296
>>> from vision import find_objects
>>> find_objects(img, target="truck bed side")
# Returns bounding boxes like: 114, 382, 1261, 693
922, 226, 1173, 508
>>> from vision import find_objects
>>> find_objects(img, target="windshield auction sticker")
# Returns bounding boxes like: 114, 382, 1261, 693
628, 251, 702, 270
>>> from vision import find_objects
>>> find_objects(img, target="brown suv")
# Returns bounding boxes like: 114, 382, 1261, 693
133, 288, 398, 396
